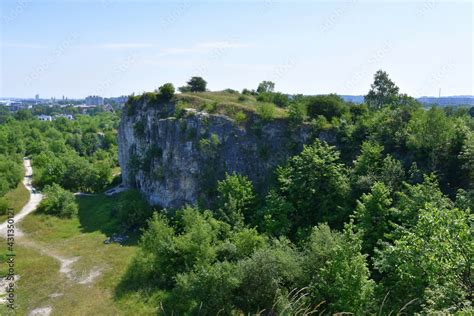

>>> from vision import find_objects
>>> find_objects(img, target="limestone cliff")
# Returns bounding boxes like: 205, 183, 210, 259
118, 98, 322, 208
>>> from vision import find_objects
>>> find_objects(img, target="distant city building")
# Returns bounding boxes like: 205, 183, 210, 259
8, 102, 30, 112
35, 94, 39, 102
102, 103, 114, 112
37, 114, 53, 121
110, 95, 128, 105
74, 104, 97, 114
56, 114, 74, 120
85, 95, 104, 106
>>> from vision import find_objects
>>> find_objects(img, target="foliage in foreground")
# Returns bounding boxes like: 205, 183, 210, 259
38, 183, 78, 218
118, 70, 473, 314
120, 208, 375, 315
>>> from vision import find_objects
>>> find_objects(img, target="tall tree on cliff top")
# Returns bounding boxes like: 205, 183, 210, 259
365, 70, 400, 109
187, 76, 207, 92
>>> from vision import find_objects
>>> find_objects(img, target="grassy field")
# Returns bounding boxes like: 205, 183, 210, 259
0, 181, 29, 223
0, 193, 157, 315
177, 91, 289, 119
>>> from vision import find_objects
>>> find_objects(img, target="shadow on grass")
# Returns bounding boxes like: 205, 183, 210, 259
113, 258, 167, 310
76, 193, 139, 246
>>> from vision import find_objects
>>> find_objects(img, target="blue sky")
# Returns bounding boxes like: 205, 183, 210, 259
0, 0, 472, 99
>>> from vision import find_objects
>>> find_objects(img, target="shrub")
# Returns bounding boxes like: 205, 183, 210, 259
174, 101, 187, 118
199, 134, 220, 157
117, 189, 153, 229
275, 140, 350, 233
237, 95, 248, 102
38, 183, 78, 218
288, 102, 307, 125
234, 111, 247, 125
216, 173, 256, 228
158, 83, 175, 101
0, 198, 9, 215
235, 238, 303, 313
204, 101, 218, 113
223, 88, 238, 94
174, 262, 240, 315
187, 76, 207, 92
256, 103, 276, 121
242, 88, 255, 95
307, 94, 348, 120
0, 156, 23, 196
302, 224, 374, 314
133, 121, 146, 138
257, 81, 275, 93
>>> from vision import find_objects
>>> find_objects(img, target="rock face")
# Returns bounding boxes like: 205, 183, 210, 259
118, 99, 317, 209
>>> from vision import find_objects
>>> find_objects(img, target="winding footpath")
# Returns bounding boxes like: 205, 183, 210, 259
0, 159, 42, 238
0, 159, 103, 316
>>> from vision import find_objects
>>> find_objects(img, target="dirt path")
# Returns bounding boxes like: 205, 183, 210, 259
0, 159, 42, 237
0, 158, 103, 315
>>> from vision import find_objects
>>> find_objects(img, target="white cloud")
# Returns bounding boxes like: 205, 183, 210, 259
158, 41, 249, 57
97, 43, 158, 49
0, 42, 46, 49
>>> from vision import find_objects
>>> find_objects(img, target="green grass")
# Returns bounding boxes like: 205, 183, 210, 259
0, 192, 156, 315
177, 91, 288, 120
0, 181, 29, 223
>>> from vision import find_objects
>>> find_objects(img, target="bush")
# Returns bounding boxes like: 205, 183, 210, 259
133, 121, 146, 138
158, 83, 175, 101
117, 190, 153, 229
174, 101, 187, 118
199, 134, 220, 157
257, 81, 275, 93
38, 184, 78, 218
0, 198, 9, 215
235, 238, 303, 313
234, 111, 247, 125
288, 102, 307, 125
237, 95, 248, 102
256, 102, 276, 121
216, 173, 256, 228
307, 94, 348, 120
186, 76, 207, 92
275, 140, 350, 234
242, 88, 255, 95
302, 224, 374, 314
174, 262, 240, 315
0, 156, 23, 196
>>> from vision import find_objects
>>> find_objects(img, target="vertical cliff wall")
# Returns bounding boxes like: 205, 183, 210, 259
118, 99, 319, 208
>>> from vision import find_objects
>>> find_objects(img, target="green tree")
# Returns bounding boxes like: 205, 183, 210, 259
393, 174, 452, 228
174, 262, 240, 315
38, 183, 78, 218
276, 140, 349, 233
459, 131, 474, 188
158, 83, 175, 101
407, 107, 456, 169
117, 190, 152, 229
365, 70, 400, 109
256, 81, 275, 93
353, 182, 393, 256
235, 238, 303, 314
352, 141, 405, 196
216, 173, 255, 228
306, 94, 347, 120
256, 102, 276, 121
287, 101, 307, 125
0, 156, 23, 196
186, 76, 207, 92
302, 224, 375, 314
374, 205, 472, 313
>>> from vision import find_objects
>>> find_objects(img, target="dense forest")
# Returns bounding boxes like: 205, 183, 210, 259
0, 71, 472, 314
0, 108, 120, 215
